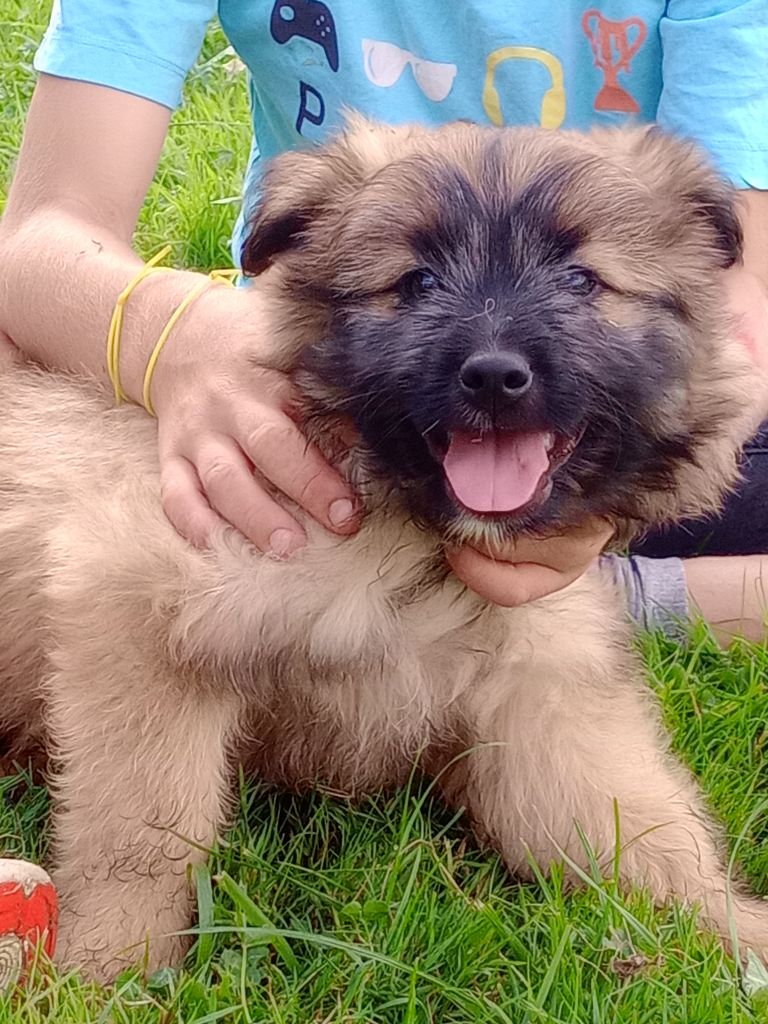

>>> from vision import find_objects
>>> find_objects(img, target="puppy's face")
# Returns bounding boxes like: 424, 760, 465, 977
243, 118, 755, 544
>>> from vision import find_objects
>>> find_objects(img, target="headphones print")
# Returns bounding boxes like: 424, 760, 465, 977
483, 46, 566, 129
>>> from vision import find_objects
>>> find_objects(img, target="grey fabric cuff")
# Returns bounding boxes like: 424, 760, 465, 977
600, 554, 690, 638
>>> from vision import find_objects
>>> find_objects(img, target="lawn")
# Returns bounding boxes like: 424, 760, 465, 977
2, 2, 768, 1021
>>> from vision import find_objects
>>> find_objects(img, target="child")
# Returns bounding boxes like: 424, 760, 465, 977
0, 1, 766, 978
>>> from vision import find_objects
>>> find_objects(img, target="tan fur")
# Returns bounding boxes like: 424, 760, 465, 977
1, 120, 767, 982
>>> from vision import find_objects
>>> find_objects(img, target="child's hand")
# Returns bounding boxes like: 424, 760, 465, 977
445, 519, 614, 606
150, 284, 360, 557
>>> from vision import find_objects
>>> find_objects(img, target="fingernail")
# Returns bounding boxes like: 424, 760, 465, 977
268, 528, 304, 559
328, 498, 356, 528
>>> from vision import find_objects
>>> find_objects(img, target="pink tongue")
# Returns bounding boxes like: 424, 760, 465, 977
443, 430, 550, 513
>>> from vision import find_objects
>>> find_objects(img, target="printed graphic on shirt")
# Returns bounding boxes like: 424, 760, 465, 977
482, 47, 565, 129
362, 39, 457, 102
296, 80, 326, 133
270, 0, 340, 71
270, 0, 340, 137
581, 10, 647, 113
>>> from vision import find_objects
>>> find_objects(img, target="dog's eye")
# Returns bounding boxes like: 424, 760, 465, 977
562, 266, 601, 296
397, 268, 441, 301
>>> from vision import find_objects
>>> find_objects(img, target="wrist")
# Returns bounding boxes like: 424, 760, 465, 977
115, 267, 205, 407
738, 189, 768, 292
146, 280, 270, 418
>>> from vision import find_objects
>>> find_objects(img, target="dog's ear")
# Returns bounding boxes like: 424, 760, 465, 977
684, 179, 743, 269
618, 127, 743, 269
241, 115, 430, 276
240, 149, 348, 276
638, 126, 745, 268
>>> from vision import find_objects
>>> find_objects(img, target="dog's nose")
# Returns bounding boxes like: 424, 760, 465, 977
458, 351, 533, 411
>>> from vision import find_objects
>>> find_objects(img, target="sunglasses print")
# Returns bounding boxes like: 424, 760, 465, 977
362, 38, 457, 102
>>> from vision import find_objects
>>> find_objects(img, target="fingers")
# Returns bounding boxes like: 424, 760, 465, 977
446, 520, 613, 606
486, 520, 613, 571
158, 379, 359, 554
446, 545, 576, 606
236, 409, 359, 535
147, 288, 360, 552
194, 437, 310, 556
161, 445, 306, 557
160, 455, 222, 549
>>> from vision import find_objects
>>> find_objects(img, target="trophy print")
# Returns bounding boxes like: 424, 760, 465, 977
582, 10, 647, 114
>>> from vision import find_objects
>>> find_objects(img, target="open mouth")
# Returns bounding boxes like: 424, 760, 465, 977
435, 427, 584, 516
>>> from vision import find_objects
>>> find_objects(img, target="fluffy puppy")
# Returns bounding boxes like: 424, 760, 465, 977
0, 117, 766, 982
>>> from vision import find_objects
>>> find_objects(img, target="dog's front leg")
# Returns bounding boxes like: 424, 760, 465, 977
445, 602, 768, 960
46, 647, 240, 983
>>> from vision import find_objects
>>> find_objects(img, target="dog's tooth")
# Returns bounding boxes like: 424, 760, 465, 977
545, 432, 555, 452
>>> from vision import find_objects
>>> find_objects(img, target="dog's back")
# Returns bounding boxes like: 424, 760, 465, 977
0, 370, 151, 746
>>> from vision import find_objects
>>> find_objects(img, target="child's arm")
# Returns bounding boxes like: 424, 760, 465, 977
742, 190, 768, 289
0, 76, 359, 556
721, 192, 768, 391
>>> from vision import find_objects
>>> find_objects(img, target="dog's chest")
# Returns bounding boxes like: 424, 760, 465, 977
235, 580, 505, 794
186, 512, 491, 661
179, 520, 507, 784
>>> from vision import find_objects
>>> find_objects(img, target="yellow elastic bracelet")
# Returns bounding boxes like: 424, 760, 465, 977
208, 268, 240, 286
107, 246, 239, 412
141, 266, 238, 417
106, 245, 174, 404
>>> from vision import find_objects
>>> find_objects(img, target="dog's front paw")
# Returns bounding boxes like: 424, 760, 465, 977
53, 875, 194, 984
56, 913, 192, 985
711, 893, 768, 971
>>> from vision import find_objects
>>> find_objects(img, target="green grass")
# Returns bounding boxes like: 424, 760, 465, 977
2, 3, 768, 1021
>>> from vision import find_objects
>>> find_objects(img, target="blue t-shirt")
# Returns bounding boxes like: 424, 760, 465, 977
34, 1, 768, 266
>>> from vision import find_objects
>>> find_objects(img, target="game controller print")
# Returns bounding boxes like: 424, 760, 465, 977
270, 0, 339, 72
